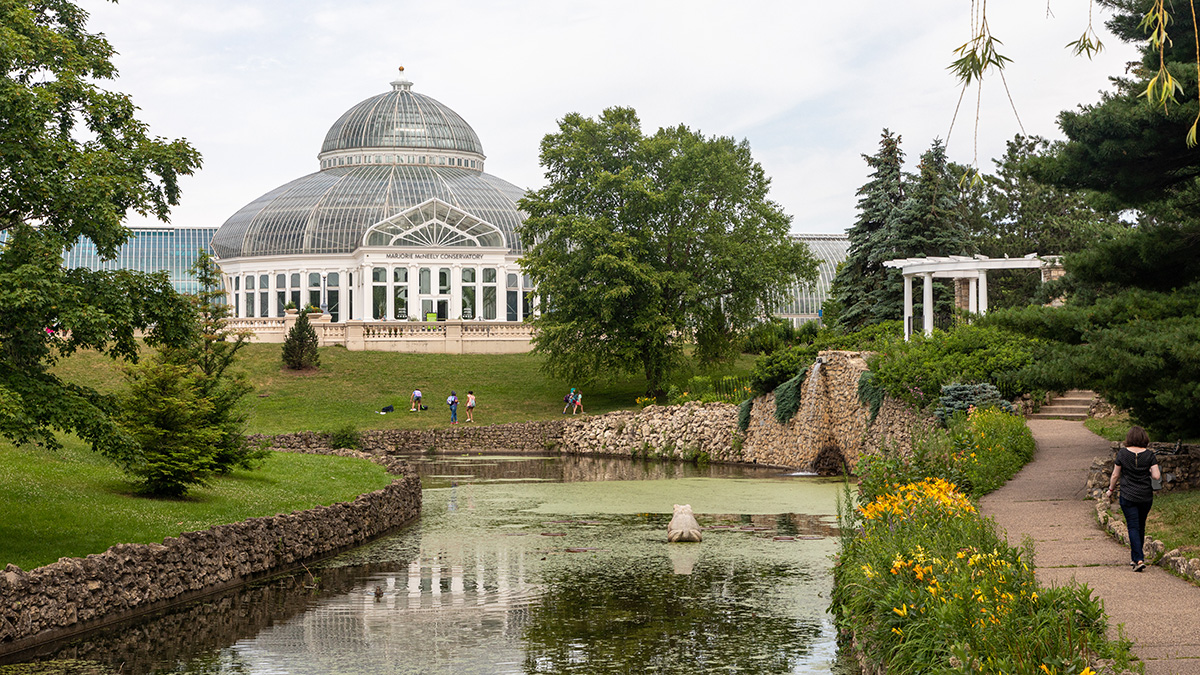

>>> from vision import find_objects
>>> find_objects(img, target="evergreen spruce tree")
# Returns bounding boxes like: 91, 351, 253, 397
831, 130, 904, 332
282, 312, 320, 370
876, 139, 971, 325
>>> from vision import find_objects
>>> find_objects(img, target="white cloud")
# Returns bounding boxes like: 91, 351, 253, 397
74, 0, 1142, 234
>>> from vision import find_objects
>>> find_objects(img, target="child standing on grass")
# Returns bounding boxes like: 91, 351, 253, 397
572, 389, 583, 414
563, 388, 575, 414
447, 390, 459, 424
465, 391, 476, 422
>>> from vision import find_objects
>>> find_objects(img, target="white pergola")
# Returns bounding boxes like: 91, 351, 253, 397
883, 253, 1062, 340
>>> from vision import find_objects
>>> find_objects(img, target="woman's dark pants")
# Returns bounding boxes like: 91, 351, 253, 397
1119, 496, 1153, 563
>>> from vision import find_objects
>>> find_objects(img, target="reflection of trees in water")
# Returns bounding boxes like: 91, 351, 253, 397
399, 453, 786, 487
521, 562, 822, 674
8, 560, 411, 674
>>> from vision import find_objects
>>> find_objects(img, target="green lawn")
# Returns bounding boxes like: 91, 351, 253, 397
1085, 413, 1133, 442
0, 436, 394, 571
1149, 489, 1200, 562
51, 343, 756, 434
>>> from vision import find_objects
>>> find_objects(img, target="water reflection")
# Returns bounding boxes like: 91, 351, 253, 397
3, 455, 844, 674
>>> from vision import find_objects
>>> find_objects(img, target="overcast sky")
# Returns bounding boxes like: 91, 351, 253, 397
77, 0, 1140, 235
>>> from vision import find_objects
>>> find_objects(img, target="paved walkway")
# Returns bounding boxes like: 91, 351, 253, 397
980, 419, 1200, 675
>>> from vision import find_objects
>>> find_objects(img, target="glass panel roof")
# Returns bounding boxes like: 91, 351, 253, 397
212, 166, 525, 259
320, 79, 484, 157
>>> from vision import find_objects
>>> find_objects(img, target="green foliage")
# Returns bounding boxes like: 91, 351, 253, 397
833, 473, 1133, 675
833, 134, 970, 332
773, 371, 806, 424
737, 398, 752, 433
517, 107, 818, 394
328, 425, 362, 451
988, 282, 1200, 438
857, 371, 886, 425
934, 382, 1014, 426
742, 318, 797, 355
117, 359, 221, 496
867, 323, 1038, 409
749, 320, 902, 394
668, 374, 752, 405
282, 312, 320, 370
0, 1, 200, 457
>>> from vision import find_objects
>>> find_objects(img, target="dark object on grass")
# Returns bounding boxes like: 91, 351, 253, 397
380, 405, 394, 413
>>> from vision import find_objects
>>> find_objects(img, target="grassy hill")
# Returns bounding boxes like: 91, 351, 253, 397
52, 343, 755, 435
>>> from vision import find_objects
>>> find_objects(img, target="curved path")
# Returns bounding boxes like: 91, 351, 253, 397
979, 419, 1200, 675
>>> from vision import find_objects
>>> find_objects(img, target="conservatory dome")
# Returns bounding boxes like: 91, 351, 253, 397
211, 71, 527, 260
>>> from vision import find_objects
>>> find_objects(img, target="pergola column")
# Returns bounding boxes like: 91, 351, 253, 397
978, 270, 988, 314
903, 274, 914, 341
968, 276, 978, 314
922, 272, 934, 337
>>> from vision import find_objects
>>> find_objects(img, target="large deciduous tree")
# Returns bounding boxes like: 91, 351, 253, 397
0, 0, 201, 456
518, 107, 817, 395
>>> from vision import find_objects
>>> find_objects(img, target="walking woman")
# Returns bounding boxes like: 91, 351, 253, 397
1105, 426, 1161, 572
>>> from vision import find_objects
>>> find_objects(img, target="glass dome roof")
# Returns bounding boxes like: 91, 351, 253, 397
319, 73, 484, 158
211, 165, 526, 259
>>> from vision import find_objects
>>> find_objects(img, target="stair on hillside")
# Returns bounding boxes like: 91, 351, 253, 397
1026, 389, 1095, 421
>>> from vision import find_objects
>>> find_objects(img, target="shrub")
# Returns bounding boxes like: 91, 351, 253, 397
833, 477, 1136, 675
737, 398, 752, 433
117, 359, 222, 496
329, 425, 362, 451
282, 312, 320, 370
934, 382, 1014, 426
868, 324, 1038, 409
773, 370, 806, 424
857, 371, 887, 425
742, 318, 796, 355
748, 320, 901, 394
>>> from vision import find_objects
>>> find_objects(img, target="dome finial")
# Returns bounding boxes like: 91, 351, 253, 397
391, 66, 412, 92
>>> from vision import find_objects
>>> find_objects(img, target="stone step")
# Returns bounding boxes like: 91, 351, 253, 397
1038, 404, 1091, 414
1027, 412, 1088, 420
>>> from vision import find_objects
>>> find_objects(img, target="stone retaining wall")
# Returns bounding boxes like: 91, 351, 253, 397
258, 351, 933, 474
0, 451, 421, 656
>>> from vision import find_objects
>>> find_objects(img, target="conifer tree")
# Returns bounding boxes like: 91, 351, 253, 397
876, 139, 971, 324
282, 312, 320, 370
831, 130, 904, 332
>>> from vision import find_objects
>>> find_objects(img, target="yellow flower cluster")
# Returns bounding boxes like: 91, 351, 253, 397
859, 477, 976, 522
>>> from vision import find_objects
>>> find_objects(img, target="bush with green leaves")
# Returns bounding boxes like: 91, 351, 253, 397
867, 324, 1038, 409
329, 425, 362, 451
749, 320, 901, 394
282, 312, 320, 370
833, 474, 1135, 675
117, 359, 222, 496
741, 318, 796, 355
737, 398, 752, 433
773, 371, 806, 424
934, 382, 1015, 426
856, 371, 887, 425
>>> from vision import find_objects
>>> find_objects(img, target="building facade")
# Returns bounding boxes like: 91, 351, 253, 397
211, 71, 534, 339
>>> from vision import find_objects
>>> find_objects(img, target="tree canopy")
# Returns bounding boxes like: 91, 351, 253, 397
518, 107, 817, 394
0, 0, 201, 455
985, 0, 1200, 438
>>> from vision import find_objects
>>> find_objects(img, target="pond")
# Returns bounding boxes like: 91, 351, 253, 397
2, 454, 852, 674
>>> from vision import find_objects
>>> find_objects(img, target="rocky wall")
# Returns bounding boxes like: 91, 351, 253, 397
0, 451, 421, 656
256, 351, 934, 475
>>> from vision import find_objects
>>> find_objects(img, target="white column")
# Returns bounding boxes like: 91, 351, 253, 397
357, 263, 370, 321
922, 272, 934, 337
408, 265, 419, 320
978, 270, 989, 314
903, 274, 913, 341
450, 264, 462, 320
385, 267, 395, 321
968, 276, 978, 314
339, 269, 349, 322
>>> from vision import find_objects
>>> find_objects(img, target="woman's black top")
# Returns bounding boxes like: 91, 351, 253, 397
1116, 447, 1159, 503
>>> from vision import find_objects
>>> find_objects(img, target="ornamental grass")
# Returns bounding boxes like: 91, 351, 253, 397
833, 476, 1138, 675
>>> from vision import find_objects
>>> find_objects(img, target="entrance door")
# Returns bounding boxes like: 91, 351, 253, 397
437, 299, 448, 321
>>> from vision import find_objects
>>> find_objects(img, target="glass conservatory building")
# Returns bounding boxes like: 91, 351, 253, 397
777, 233, 849, 325
211, 71, 535, 349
